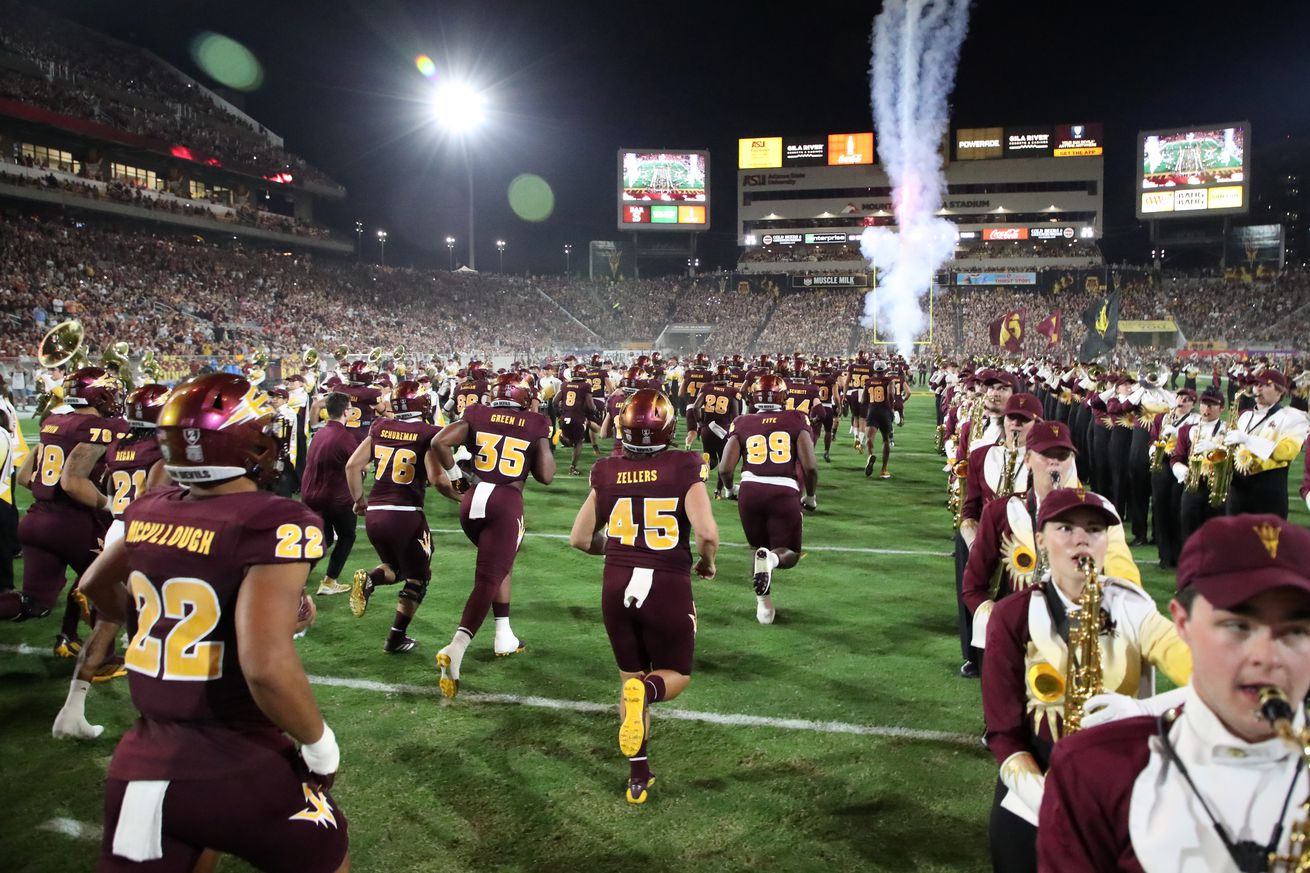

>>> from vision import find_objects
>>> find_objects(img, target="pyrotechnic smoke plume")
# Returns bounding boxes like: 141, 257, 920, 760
860, 0, 971, 355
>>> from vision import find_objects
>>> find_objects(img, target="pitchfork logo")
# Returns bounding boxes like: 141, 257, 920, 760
183, 428, 201, 445
1072, 125, 1085, 139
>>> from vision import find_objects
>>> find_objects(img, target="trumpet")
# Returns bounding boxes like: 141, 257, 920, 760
1260, 686, 1310, 871
1064, 555, 1105, 734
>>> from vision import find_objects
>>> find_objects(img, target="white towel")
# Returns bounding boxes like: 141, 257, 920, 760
112, 780, 169, 861
708, 422, 727, 439
624, 567, 654, 609
470, 481, 495, 520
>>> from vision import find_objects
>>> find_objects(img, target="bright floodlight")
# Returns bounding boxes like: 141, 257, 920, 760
431, 82, 486, 132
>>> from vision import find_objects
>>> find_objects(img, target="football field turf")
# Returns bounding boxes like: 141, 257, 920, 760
2, 397, 1304, 872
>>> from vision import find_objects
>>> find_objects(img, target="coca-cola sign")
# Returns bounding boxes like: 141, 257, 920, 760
983, 227, 1029, 241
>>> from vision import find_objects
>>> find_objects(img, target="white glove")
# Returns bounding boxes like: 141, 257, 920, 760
1224, 430, 1247, 446
1172, 463, 1188, 485
1081, 687, 1189, 728
1079, 377, 1096, 391
444, 464, 464, 481
300, 722, 340, 779
1099, 387, 1116, 403
1128, 388, 1144, 405
894, 410, 903, 426
52, 707, 104, 740
802, 494, 817, 511
1160, 425, 1177, 440
1193, 438, 1213, 455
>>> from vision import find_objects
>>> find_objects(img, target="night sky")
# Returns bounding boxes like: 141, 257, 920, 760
42, 0, 1310, 274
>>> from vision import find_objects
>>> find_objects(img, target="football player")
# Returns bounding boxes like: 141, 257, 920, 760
1, 368, 125, 637
433, 373, 554, 697
680, 352, 711, 436
568, 389, 718, 804
717, 374, 819, 625
862, 359, 898, 479
450, 360, 490, 420
78, 372, 348, 873
346, 381, 458, 653
555, 364, 602, 476
846, 350, 873, 450
300, 393, 359, 597
691, 365, 740, 471
53, 384, 171, 740
597, 367, 641, 456
811, 360, 841, 462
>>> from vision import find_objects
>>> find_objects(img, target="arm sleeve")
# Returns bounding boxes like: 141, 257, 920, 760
1138, 608, 1193, 687
962, 451, 985, 522
962, 509, 1002, 615
1169, 424, 1193, 467
1037, 743, 1121, 873
1104, 525, 1142, 586
981, 601, 1034, 766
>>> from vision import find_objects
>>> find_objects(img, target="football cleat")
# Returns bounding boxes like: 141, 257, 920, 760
626, 774, 655, 805
349, 569, 373, 617
619, 677, 647, 758
317, 577, 351, 596
752, 548, 773, 596
384, 635, 419, 654
494, 636, 526, 657
53, 633, 82, 658
823, 450, 831, 463
864, 455, 876, 477
880, 467, 892, 480
568, 466, 580, 477
92, 656, 127, 683
436, 649, 461, 699
756, 600, 777, 625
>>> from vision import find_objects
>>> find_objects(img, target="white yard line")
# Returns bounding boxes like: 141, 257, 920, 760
40, 817, 102, 841
1, 645, 975, 748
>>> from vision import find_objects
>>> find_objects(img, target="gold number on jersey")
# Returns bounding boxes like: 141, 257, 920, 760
785, 396, 812, 414
745, 432, 792, 465
374, 445, 418, 485
473, 433, 531, 478
343, 406, 362, 428
125, 573, 225, 681
706, 394, 730, 415
564, 390, 577, 408
110, 469, 148, 515
38, 444, 66, 487
871, 385, 887, 404
88, 427, 114, 444
275, 523, 326, 560
606, 497, 681, 550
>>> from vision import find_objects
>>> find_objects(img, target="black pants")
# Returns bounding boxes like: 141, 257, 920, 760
989, 776, 1036, 873
1181, 484, 1223, 545
1089, 422, 1111, 495
1127, 428, 1153, 542
1108, 426, 1133, 517
1227, 467, 1290, 519
0, 498, 17, 592
1151, 470, 1184, 566
954, 531, 978, 667
313, 503, 358, 581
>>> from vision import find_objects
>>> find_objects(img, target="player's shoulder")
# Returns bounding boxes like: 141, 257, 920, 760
222, 490, 323, 533
123, 484, 188, 521
662, 448, 708, 481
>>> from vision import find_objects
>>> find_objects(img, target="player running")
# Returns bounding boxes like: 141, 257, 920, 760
691, 365, 740, 475
554, 364, 603, 475
568, 389, 718, 805
863, 359, 898, 479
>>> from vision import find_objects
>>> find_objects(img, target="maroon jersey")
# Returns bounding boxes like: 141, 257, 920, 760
603, 389, 627, 434
784, 383, 821, 418
300, 420, 357, 509
335, 385, 382, 434
682, 367, 710, 401
698, 384, 739, 432
454, 378, 488, 418
586, 367, 608, 397
591, 450, 707, 573
105, 432, 164, 518
556, 379, 596, 419
729, 409, 811, 482
727, 366, 746, 388
812, 372, 839, 407
30, 412, 125, 508
846, 363, 873, 396
111, 486, 324, 781
366, 417, 440, 507
462, 403, 551, 485
864, 374, 897, 411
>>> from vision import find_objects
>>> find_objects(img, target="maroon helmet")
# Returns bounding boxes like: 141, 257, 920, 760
347, 359, 374, 386
618, 389, 676, 454
748, 373, 789, 409
635, 354, 652, 369
590, 353, 603, 367
712, 364, 731, 383
856, 349, 870, 363
490, 372, 534, 408
157, 373, 282, 487
374, 372, 394, 389
124, 384, 170, 428
620, 366, 648, 394
467, 359, 487, 381
571, 364, 589, 380
694, 352, 709, 368
64, 367, 125, 417
392, 380, 432, 421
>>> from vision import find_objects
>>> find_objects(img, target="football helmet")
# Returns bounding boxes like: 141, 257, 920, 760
617, 389, 675, 454
124, 384, 170, 428
467, 360, 487, 381
873, 359, 889, 373
157, 373, 282, 487
619, 366, 647, 394
748, 374, 789, 410
64, 367, 125, 417
571, 364, 589, 380
347, 360, 375, 386
856, 350, 870, 364
590, 353, 603, 367
694, 352, 709, 368
391, 380, 432, 421
712, 364, 731, 384
490, 373, 534, 408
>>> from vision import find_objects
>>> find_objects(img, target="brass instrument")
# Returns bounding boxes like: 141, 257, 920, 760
101, 341, 133, 391
934, 424, 946, 455
368, 347, 384, 365
1149, 409, 1178, 473
949, 457, 968, 527
38, 319, 85, 368
252, 347, 270, 370
1063, 555, 1105, 734
1260, 686, 1310, 871
392, 344, 406, 361
333, 344, 349, 360
1206, 391, 1245, 508
969, 396, 986, 445
998, 430, 1021, 498
302, 347, 320, 368
140, 351, 163, 382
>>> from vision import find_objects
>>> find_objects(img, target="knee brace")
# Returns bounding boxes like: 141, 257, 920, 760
398, 580, 429, 604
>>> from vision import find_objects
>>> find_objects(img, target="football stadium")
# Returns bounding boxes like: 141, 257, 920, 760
1, 1, 1310, 872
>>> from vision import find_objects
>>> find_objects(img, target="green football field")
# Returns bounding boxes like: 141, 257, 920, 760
2, 397, 1306, 872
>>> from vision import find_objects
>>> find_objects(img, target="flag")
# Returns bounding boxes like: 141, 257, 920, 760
988, 310, 1025, 353
1036, 311, 1062, 347
1079, 293, 1120, 359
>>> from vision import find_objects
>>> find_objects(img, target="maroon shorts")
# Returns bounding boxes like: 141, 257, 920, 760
558, 416, 589, 446
364, 508, 432, 582
601, 563, 696, 675
685, 407, 699, 433
699, 427, 728, 461
459, 483, 524, 581
812, 404, 835, 432
99, 751, 348, 872
18, 503, 108, 609
737, 481, 803, 553
846, 392, 866, 419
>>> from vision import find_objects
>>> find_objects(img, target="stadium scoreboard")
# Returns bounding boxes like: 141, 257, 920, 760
617, 149, 710, 232
1136, 123, 1249, 219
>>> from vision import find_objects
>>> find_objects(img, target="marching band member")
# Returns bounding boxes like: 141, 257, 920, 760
1039, 515, 1310, 873
1148, 388, 1198, 570
982, 488, 1190, 873
1172, 387, 1228, 546
1223, 370, 1309, 518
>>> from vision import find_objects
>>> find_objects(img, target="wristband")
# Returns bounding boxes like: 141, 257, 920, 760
300, 722, 339, 775
445, 464, 464, 481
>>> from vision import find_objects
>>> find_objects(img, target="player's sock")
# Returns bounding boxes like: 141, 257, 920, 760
643, 674, 665, 703
493, 613, 524, 655
437, 628, 473, 698
60, 593, 82, 638
52, 679, 103, 740
370, 567, 392, 587
628, 736, 651, 782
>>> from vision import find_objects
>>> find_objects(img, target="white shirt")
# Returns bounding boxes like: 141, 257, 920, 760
1130, 685, 1306, 873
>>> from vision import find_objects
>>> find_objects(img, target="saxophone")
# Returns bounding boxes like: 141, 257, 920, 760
1063, 555, 1104, 734
1150, 409, 1177, 473
1206, 392, 1245, 508
998, 430, 1020, 498
1260, 686, 1310, 871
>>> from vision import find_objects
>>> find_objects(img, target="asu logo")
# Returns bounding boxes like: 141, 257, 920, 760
289, 783, 338, 829
1254, 522, 1280, 559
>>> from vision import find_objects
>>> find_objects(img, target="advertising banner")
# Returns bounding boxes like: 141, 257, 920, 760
982, 227, 1029, 241
791, 274, 870, 289
1005, 126, 1053, 158
954, 272, 1038, 286
738, 137, 782, 169
1053, 123, 1104, 157
1029, 226, 1076, 240
955, 127, 1004, 160
826, 133, 875, 165
783, 136, 827, 166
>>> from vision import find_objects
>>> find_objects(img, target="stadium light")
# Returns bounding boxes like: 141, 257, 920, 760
496, 239, 506, 273
430, 80, 488, 271
354, 220, 363, 260
377, 229, 388, 267
744, 234, 757, 246
564, 243, 573, 275
445, 236, 456, 271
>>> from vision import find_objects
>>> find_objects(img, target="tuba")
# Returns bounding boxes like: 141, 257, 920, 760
1063, 555, 1105, 734
101, 341, 133, 391
38, 319, 85, 368
302, 347, 320, 368
140, 351, 163, 382
333, 344, 349, 361
368, 347, 384, 365
1260, 686, 1310, 871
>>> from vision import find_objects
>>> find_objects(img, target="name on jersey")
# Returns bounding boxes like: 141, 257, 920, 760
126, 520, 217, 555
114, 449, 137, 462
490, 413, 527, 427
379, 429, 417, 442
41, 424, 61, 435
615, 469, 660, 484
761, 416, 778, 424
